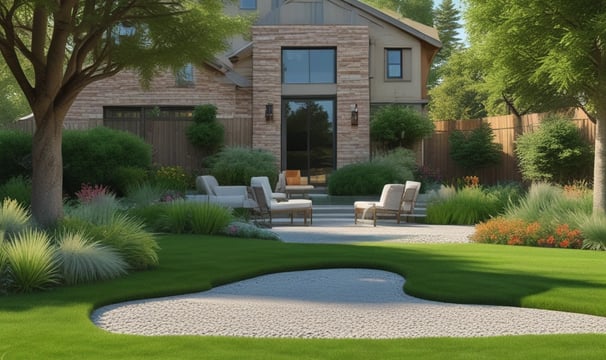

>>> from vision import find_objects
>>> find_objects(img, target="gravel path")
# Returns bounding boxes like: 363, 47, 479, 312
91, 222, 606, 339
92, 268, 606, 339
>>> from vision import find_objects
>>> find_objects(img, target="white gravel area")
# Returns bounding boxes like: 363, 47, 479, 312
92, 268, 606, 339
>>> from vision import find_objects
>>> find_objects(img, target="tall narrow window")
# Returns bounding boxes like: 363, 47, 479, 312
282, 48, 336, 84
175, 63, 194, 87
240, 0, 256, 9
386, 49, 403, 79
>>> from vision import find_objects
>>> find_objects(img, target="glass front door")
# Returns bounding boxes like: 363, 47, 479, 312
283, 99, 335, 185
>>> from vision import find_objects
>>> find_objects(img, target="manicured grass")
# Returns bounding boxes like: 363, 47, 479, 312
1, 235, 606, 359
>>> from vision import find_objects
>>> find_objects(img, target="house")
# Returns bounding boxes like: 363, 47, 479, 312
65, 0, 441, 185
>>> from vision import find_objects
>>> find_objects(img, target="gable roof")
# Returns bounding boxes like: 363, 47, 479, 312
342, 0, 441, 48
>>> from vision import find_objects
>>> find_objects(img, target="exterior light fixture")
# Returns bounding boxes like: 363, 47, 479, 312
351, 104, 358, 126
265, 103, 274, 122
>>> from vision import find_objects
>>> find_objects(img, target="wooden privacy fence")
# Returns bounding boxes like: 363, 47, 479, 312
422, 108, 595, 184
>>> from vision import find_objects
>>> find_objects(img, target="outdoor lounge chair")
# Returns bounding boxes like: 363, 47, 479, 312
187, 175, 255, 208
353, 184, 406, 226
251, 176, 313, 225
401, 181, 421, 220
252, 176, 288, 201
275, 170, 315, 198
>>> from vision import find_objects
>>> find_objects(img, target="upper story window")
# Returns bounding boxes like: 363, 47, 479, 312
282, 48, 336, 84
175, 63, 194, 87
240, 0, 256, 10
385, 48, 412, 81
386, 49, 403, 79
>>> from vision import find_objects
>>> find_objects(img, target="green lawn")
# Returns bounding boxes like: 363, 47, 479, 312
2, 234, 606, 359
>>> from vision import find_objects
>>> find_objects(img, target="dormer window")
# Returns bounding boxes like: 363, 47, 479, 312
175, 63, 194, 87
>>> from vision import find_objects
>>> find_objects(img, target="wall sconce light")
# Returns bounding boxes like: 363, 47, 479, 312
265, 103, 274, 122
351, 104, 358, 126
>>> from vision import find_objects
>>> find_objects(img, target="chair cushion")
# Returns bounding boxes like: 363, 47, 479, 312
271, 199, 312, 211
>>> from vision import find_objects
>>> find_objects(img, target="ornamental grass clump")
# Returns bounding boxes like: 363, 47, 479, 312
4, 229, 60, 292
190, 203, 233, 235
0, 198, 31, 237
56, 231, 128, 285
222, 221, 280, 240
425, 185, 501, 225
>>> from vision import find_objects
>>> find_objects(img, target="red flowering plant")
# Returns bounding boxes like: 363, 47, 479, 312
471, 217, 543, 246
536, 224, 583, 249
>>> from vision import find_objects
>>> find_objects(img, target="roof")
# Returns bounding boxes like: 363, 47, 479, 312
343, 0, 441, 48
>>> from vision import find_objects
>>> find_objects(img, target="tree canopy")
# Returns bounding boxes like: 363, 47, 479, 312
0, 0, 250, 226
466, 0, 606, 212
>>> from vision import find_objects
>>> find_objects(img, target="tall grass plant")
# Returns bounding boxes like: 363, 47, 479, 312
0, 198, 31, 237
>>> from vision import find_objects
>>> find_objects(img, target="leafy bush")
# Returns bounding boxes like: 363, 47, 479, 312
207, 147, 279, 186
0, 130, 32, 183
370, 105, 435, 150
186, 104, 224, 154
515, 115, 593, 183
449, 122, 502, 172
56, 231, 128, 285
0, 176, 32, 207
0, 198, 31, 237
4, 229, 60, 292
63, 127, 152, 196
327, 162, 401, 196
372, 148, 416, 183
425, 186, 501, 225
110, 166, 150, 194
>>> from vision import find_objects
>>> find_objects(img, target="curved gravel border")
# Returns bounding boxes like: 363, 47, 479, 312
92, 268, 606, 339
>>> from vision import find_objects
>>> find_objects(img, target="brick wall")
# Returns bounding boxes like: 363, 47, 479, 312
252, 25, 371, 168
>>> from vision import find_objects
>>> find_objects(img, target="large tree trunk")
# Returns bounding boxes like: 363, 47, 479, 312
31, 112, 64, 228
593, 114, 606, 214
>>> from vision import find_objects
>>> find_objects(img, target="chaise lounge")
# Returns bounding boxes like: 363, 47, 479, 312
251, 176, 313, 225
186, 175, 256, 208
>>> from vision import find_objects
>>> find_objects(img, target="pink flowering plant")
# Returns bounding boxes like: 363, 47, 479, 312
75, 183, 112, 204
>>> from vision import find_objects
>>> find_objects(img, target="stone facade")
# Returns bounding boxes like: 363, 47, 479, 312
252, 25, 370, 168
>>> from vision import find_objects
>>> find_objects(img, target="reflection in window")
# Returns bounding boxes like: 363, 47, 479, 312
386, 49, 403, 79
282, 49, 336, 84
175, 63, 194, 87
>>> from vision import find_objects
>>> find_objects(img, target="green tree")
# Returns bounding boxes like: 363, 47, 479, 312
449, 122, 502, 172
432, 0, 462, 66
428, 49, 488, 120
466, 0, 606, 213
0, 1, 249, 226
370, 105, 435, 150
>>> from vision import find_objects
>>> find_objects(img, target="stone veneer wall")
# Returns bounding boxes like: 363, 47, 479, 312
65, 65, 250, 128
252, 25, 370, 169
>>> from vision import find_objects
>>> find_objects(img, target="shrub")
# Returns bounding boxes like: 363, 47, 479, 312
0, 198, 31, 237
327, 162, 401, 196
65, 194, 124, 225
153, 166, 193, 192
425, 186, 501, 225
515, 115, 593, 183
0, 176, 32, 207
186, 104, 224, 154
111, 166, 150, 194
449, 122, 502, 172
0, 130, 32, 183
372, 148, 416, 184
56, 231, 128, 285
75, 183, 112, 204
4, 229, 60, 292
370, 105, 434, 150
222, 221, 280, 240
63, 127, 152, 196
471, 218, 541, 245
157, 201, 234, 235
207, 147, 279, 186
124, 183, 168, 208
